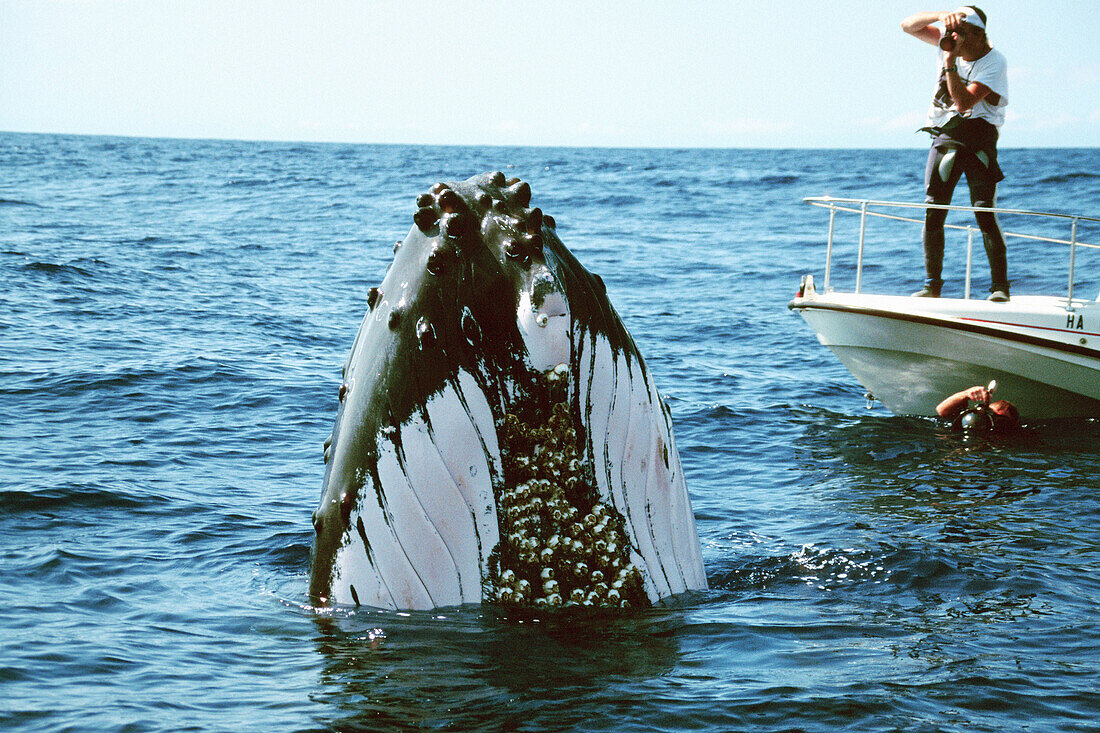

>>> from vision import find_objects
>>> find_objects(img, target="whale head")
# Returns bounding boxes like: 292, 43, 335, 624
309, 171, 706, 611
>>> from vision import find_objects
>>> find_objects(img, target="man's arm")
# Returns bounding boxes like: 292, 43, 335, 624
902, 10, 975, 46
944, 73, 992, 113
901, 11, 948, 45
936, 385, 991, 418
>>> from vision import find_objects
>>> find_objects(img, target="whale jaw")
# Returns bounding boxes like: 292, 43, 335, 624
309, 172, 706, 611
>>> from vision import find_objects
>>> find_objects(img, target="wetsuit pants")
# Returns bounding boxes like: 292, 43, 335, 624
922, 144, 1008, 291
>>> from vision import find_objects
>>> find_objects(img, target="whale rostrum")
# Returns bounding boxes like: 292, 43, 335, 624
309, 172, 707, 611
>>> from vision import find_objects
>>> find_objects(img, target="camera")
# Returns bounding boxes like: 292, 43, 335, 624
939, 25, 969, 51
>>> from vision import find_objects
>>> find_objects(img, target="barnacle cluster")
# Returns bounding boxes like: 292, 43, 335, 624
486, 365, 646, 609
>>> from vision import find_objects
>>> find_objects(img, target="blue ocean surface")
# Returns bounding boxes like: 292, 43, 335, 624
1, 132, 1098, 732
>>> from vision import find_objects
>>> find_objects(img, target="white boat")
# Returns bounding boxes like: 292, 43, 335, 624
789, 197, 1100, 420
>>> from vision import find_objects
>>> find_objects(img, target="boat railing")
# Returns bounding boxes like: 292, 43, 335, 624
804, 196, 1100, 306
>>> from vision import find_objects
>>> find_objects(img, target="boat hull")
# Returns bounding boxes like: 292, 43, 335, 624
790, 292, 1100, 419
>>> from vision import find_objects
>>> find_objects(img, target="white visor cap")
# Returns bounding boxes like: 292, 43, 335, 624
956, 6, 986, 30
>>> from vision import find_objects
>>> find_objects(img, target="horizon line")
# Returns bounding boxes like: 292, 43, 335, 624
2, 129, 1096, 152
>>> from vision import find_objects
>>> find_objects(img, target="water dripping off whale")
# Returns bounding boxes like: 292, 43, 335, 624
309, 172, 707, 611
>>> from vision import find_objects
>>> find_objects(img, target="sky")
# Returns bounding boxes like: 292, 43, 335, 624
2, 0, 1098, 148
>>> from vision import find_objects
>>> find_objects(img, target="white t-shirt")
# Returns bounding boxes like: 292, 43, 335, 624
926, 46, 1009, 129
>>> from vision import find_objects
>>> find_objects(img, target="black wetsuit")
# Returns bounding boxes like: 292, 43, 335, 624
922, 115, 1008, 292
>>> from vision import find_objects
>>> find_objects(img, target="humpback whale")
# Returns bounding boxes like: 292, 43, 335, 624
309, 172, 706, 611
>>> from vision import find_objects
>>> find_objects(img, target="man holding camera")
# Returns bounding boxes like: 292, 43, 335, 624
903, 6, 1010, 302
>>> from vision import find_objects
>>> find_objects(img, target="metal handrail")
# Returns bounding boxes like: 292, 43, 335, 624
804, 196, 1099, 307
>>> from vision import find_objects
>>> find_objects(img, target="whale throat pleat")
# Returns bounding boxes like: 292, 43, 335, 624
422, 373, 502, 603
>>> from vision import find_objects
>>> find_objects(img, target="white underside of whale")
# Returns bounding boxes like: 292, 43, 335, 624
574, 327, 708, 601
328, 323, 707, 610
329, 369, 501, 608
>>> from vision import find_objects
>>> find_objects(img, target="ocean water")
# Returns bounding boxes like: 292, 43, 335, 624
2, 132, 1098, 732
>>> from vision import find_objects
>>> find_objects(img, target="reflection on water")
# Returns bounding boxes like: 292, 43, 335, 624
785, 407, 1099, 627
310, 606, 683, 730
795, 409, 1100, 525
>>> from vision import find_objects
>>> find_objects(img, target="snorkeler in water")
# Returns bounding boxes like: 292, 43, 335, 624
936, 382, 1020, 432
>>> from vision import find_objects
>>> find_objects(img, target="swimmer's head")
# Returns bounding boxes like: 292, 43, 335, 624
989, 399, 1020, 431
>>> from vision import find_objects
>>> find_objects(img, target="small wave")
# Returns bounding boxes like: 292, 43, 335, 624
1037, 171, 1100, 184
6, 359, 254, 399
0, 198, 39, 207
593, 194, 642, 207
706, 542, 1013, 599
224, 178, 273, 188
787, 544, 891, 590
255, 531, 313, 570
709, 544, 891, 593
22, 261, 94, 278
759, 174, 801, 185
1, 485, 149, 514
721, 171, 800, 186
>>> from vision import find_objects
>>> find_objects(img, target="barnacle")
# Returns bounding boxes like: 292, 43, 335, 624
485, 367, 646, 609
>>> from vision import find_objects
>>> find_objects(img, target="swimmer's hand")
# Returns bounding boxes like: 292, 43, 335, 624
966, 385, 991, 404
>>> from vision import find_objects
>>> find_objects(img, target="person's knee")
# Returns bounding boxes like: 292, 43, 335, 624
925, 207, 948, 226
974, 207, 1001, 231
